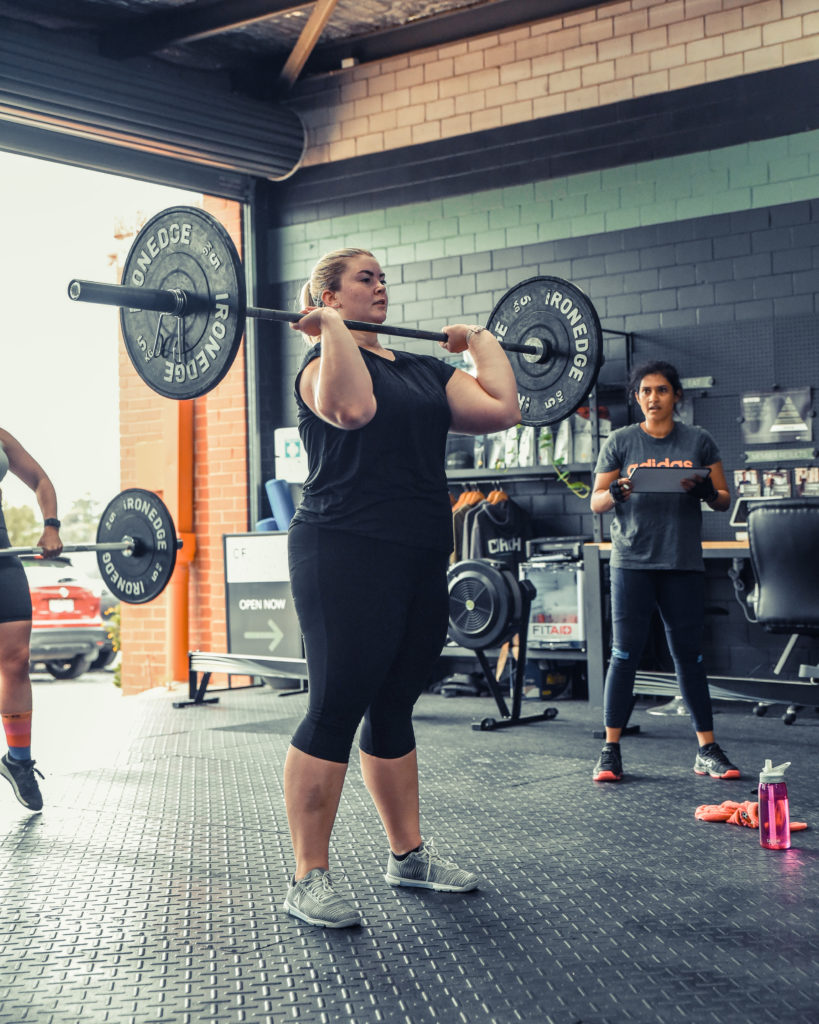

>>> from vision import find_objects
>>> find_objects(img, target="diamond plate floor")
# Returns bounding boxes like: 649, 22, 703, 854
0, 674, 817, 1024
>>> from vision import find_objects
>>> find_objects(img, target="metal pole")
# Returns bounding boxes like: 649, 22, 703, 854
68, 279, 541, 355
0, 539, 135, 559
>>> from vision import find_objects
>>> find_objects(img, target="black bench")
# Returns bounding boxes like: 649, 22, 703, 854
175, 650, 308, 707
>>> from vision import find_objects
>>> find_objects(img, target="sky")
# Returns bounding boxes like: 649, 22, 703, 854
0, 150, 201, 522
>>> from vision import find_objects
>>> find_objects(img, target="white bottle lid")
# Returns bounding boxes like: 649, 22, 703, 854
759, 759, 791, 784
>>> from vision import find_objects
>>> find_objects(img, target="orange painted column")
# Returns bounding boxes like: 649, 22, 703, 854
163, 399, 196, 683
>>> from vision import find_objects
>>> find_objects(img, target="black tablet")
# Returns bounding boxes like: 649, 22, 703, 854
627, 466, 711, 493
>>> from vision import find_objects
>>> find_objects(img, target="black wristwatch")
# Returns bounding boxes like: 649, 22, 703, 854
43, 517, 61, 529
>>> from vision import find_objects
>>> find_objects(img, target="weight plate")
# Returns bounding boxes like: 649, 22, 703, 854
487, 276, 603, 427
447, 559, 521, 649
96, 489, 178, 604
120, 207, 246, 400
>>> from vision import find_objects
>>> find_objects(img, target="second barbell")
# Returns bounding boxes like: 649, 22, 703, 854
0, 489, 180, 605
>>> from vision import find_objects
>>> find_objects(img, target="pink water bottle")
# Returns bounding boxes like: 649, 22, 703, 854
758, 760, 791, 850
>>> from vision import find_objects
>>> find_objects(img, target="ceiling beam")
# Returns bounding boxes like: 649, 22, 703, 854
277, 0, 341, 92
304, 0, 608, 76
100, 0, 309, 60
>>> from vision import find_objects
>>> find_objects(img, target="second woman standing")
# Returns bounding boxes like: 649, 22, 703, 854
589, 360, 740, 785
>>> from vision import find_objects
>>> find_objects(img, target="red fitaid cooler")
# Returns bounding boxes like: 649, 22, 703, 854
519, 537, 587, 650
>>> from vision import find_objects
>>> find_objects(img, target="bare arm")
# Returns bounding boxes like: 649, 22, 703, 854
0, 428, 62, 555
291, 308, 377, 430
442, 325, 521, 434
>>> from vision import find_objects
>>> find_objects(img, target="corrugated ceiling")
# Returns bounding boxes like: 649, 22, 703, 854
0, 0, 608, 188
0, 0, 606, 95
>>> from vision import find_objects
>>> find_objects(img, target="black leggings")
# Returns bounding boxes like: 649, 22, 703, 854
604, 568, 713, 733
288, 523, 450, 764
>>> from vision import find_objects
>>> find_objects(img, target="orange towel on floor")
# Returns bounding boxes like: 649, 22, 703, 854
695, 800, 807, 830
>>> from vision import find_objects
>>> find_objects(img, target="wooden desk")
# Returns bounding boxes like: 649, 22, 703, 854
590, 541, 749, 554
582, 541, 819, 714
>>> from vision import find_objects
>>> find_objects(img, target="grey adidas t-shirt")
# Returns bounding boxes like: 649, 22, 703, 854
595, 422, 721, 571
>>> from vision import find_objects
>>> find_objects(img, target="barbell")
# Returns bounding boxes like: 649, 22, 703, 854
67, 206, 604, 426
0, 488, 179, 605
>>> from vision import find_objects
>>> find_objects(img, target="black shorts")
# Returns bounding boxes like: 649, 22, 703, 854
0, 507, 32, 623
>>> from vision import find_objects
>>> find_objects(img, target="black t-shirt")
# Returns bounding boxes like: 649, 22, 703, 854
291, 343, 457, 552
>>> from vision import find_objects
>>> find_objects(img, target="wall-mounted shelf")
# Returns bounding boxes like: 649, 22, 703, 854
446, 464, 592, 482
442, 642, 586, 658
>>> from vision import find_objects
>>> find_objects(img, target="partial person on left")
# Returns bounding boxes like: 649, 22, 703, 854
0, 427, 63, 812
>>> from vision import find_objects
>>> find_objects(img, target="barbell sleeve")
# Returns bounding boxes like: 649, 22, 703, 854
0, 538, 136, 559
0, 537, 185, 560
68, 278, 540, 355
69, 279, 186, 315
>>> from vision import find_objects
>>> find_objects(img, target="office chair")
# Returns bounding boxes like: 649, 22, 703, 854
745, 498, 819, 724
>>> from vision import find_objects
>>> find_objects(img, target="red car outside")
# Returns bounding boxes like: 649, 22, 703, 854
23, 556, 109, 679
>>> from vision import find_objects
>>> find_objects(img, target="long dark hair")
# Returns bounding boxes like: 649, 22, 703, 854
628, 360, 684, 403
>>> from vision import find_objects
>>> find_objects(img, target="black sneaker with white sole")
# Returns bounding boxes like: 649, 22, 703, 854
593, 743, 623, 782
693, 743, 740, 779
0, 753, 44, 811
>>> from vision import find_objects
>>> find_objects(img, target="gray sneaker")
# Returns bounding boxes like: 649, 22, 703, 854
283, 868, 361, 928
647, 695, 689, 717
385, 840, 479, 892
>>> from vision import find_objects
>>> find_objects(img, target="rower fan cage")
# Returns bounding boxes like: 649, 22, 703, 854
445, 559, 559, 732
447, 559, 526, 650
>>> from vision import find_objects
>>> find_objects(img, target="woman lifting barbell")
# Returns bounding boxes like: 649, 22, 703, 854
0, 427, 63, 812
282, 247, 521, 928
589, 360, 741, 784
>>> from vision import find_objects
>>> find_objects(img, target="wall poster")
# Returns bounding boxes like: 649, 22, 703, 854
760, 469, 792, 497
733, 468, 761, 496
794, 466, 819, 497
739, 387, 812, 444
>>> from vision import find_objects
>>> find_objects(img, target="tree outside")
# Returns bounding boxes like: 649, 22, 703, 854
3, 493, 104, 548
60, 494, 105, 546
2, 503, 40, 547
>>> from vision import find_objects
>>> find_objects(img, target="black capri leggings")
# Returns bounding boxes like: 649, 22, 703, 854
0, 506, 32, 624
288, 522, 450, 764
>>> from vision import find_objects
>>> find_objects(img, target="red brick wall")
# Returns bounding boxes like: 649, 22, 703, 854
119, 198, 249, 695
